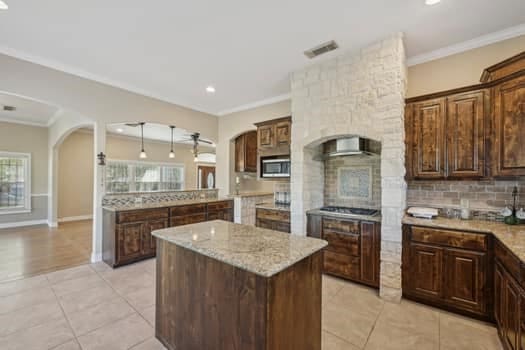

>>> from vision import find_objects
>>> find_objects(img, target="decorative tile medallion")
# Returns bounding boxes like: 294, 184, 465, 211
337, 167, 372, 199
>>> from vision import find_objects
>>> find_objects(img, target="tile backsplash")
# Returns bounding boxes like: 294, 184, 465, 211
407, 179, 525, 217
324, 156, 381, 209
102, 189, 218, 207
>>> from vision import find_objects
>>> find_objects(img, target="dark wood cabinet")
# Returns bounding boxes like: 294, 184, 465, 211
255, 116, 292, 158
258, 124, 274, 150
103, 200, 234, 267
402, 225, 490, 319
275, 120, 291, 146
493, 75, 525, 177
235, 131, 257, 173
308, 216, 380, 288
405, 51, 525, 180
410, 98, 446, 179
446, 90, 487, 178
255, 208, 290, 233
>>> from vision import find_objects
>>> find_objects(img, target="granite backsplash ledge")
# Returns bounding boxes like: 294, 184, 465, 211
102, 189, 218, 207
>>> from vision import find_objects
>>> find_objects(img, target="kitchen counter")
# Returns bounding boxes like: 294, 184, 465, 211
152, 220, 326, 277
102, 197, 231, 212
255, 202, 291, 212
403, 215, 525, 263
307, 208, 381, 223
228, 191, 274, 198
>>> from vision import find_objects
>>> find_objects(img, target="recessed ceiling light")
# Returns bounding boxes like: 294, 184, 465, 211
116, 128, 124, 133
425, 0, 441, 5
0, 1, 8, 10
3, 105, 16, 111
206, 86, 216, 94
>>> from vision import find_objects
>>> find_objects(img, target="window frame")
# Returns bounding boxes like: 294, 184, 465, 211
105, 159, 185, 194
0, 151, 32, 215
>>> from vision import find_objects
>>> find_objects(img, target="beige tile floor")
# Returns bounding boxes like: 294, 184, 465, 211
0, 259, 503, 350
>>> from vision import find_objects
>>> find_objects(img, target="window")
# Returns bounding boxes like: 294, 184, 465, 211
106, 160, 184, 193
0, 152, 31, 214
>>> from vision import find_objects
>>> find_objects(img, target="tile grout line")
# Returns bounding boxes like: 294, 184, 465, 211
362, 298, 386, 349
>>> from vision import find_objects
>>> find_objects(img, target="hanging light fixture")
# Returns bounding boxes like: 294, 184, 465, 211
169, 125, 176, 159
139, 122, 147, 159
193, 143, 199, 162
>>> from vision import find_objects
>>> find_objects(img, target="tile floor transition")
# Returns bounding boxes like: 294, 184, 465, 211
0, 259, 503, 350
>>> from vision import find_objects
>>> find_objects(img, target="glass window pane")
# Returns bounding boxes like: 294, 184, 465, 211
0, 155, 29, 210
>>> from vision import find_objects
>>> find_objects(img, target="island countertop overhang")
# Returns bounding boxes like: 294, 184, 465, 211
152, 220, 328, 278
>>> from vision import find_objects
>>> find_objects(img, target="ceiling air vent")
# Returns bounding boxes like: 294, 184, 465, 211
2, 105, 16, 111
304, 40, 339, 59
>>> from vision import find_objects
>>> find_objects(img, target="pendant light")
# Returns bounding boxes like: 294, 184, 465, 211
139, 122, 147, 159
193, 144, 199, 162
169, 125, 176, 159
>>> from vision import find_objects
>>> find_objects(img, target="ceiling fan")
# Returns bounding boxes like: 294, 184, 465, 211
181, 132, 213, 145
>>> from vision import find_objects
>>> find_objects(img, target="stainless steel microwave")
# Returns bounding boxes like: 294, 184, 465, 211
261, 158, 290, 178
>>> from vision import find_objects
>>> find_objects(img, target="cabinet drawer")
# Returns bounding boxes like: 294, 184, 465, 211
323, 251, 360, 280
323, 230, 360, 256
117, 208, 169, 224
323, 218, 359, 234
495, 239, 522, 284
170, 204, 206, 216
411, 226, 487, 251
256, 208, 290, 223
207, 200, 233, 211
170, 213, 207, 227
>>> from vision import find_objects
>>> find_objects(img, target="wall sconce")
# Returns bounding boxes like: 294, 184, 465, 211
97, 152, 106, 166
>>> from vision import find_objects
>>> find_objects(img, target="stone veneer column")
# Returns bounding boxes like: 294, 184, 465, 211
290, 33, 407, 302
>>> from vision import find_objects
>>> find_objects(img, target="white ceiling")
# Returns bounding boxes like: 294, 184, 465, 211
0, 92, 60, 126
0, 0, 524, 115
107, 122, 215, 147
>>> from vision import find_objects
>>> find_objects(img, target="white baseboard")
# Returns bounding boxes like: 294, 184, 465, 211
58, 215, 93, 223
48, 221, 58, 228
0, 219, 49, 229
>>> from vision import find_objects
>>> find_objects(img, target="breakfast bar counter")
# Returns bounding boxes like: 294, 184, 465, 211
152, 220, 327, 350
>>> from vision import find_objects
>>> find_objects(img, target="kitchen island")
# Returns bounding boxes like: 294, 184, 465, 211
152, 220, 327, 350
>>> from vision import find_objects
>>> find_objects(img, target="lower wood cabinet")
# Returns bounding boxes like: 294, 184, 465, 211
402, 225, 489, 319
103, 200, 233, 267
255, 208, 290, 233
307, 214, 380, 288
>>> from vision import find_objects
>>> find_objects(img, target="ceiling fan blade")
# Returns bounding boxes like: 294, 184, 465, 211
124, 123, 140, 127
197, 139, 213, 145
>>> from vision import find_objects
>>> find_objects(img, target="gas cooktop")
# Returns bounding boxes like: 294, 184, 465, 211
319, 206, 379, 216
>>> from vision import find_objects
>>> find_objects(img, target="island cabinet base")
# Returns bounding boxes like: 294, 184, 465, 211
155, 239, 322, 350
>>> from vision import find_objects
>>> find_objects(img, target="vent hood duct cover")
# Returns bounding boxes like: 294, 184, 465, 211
318, 137, 380, 159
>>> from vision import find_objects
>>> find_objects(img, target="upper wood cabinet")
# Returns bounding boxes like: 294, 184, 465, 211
234, 131, 257, 173
254, 116, 292, 157
493, 75, 525, 177
406, 51, 525, 180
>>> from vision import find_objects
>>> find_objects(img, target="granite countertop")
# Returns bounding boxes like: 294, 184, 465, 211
229, 192, 274, 198
306, 209, 382, 223
403, 215, 525, 263
255, 202, 291, 212
152, 220, 327, 277
102, 197, 232, 212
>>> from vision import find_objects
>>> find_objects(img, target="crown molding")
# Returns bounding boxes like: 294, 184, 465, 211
217, 93, 291, 116
0, 45, 218, 116
407, 23, 525, 67
0, 116, 48, 127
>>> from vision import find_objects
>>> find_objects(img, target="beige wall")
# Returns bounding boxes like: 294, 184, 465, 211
216, 100, 291, 196
57, 130, 214, 219
0, 122, 49, 224
407, 35, 525, 97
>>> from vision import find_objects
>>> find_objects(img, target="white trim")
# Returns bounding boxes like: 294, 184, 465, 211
0, 209, 31, 215
217, 93, 291, 116
0, 219, 48, 229
31, 193, 49, 197
407, 23, 525, 66
48, 221, 58, 228
58, 215, 93, 223
0, 44, 217, 116
90, 252, 102, 263
0, 116, 48, 127
0, 151, 32, 212
46, 109, 65, 127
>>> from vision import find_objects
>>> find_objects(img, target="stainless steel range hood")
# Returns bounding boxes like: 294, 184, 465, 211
317, 137, 380, 159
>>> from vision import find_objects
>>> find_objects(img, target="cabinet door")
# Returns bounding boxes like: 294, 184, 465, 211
244, 131, 258, 172
275, 120, 291, 146
444, 248, 486, 315
446, 90, 486, 178
505, 275, 521, 350
360, 221, 380, 287
143, 219, 168, 256
117, 222, 144, 264
412, 98, 446, 179
256, 218, 274, 230
234, 134, 245, 173
405, 103, 414, 180
407, 242, 444, 300
208, 209, 233, 222
495, 263, 505, 333
258, 124, 274, 149
306, 214, 322, 239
